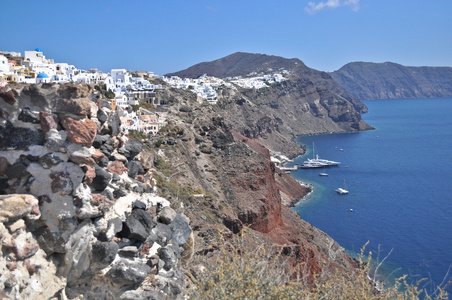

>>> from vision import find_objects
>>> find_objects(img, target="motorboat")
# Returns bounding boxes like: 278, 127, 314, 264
336, 188, 349, 195
319, 172, 328, 176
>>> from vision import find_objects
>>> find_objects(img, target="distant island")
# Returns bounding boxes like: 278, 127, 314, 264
330, 62, 452, 100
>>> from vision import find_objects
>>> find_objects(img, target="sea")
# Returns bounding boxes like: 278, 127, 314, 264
290, 97, 452, 294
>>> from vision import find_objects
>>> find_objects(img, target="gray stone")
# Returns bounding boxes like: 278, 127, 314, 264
0, 178, 9, 194
158, 206, 176, 225
179, 105, 192, 113
146, 255, 159, 268
107, 111, 121, 136
112, 173, 121, 182
45, 129, 67, 152
98, 155, 109, 167
124, 139, 143, 159
157, 247, 177, 271
99, 143, 114, 157
118, 245, 139, 257
97, 109, 108, 124
169, 214, 192, 246
39, 153, 62, 169
0, 123, 46, 150
133, 200, 147, 210
120, 290, 166, 300
92, 134, 109, 149
126, 161, 143, 179
107, 259, 151, 287
91, 165, 111, 191
32, 226, 66, 255
119, 209, 156, 242
151, 223, 172, 247
18, 108, 40, 123
91, 241, 118, 264
133, 184, 144, 194
113, 188, 127, 198
6, 161, 30, 179
61, 219, 94, 283
106, 217, 123, 240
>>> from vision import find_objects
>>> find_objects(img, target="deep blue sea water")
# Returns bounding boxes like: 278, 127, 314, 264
291, 98, 452, 293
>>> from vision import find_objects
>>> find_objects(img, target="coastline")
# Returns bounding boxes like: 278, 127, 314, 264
287, 179, 313, 208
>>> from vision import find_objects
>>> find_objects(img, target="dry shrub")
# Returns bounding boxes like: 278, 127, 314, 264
186, 234, 450, 299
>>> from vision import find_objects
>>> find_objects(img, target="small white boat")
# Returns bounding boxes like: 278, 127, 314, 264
319, 173, 328, 176
336, 177, 349, 194
349, 208, 354, 212
336, 188, 349, 195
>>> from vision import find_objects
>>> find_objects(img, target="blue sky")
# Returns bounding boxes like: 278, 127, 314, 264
1, 0, 451, 75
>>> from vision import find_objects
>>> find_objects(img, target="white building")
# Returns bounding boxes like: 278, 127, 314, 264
0, 55, 10, 73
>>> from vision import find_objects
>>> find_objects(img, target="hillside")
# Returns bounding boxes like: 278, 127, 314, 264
0, 82, 360, 299
330, 62, 452, 100
167, 52, 368, 113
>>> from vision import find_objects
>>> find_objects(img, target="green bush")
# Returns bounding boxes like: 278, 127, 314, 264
105, 90, 115, 99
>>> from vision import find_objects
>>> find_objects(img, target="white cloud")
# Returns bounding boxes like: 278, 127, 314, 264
344, 0, 360, 11
305, 0, 360, 14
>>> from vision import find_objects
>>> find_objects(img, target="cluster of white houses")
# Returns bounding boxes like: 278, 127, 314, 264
0, 48, 166, 137
1, 48, 289, 138
227, 73, 287, 89
161, 71, 287, 102
161, 75, 229, 104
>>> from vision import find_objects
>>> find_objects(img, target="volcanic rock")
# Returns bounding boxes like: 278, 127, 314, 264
60, 117, 98, 147
91, 241, 118, 264
0, 123, 46, 150
91, 165, 111, 191
107, 259, 151, 287
39, 111, 59, 133
18, 108, 40, 124
119, 209, 156, 242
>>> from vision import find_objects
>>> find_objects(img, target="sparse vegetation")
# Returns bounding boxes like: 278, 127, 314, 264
186, 238, 450, 299
127, 129, 147, 140
132, 102, 155, 111
105, 89, 115, 99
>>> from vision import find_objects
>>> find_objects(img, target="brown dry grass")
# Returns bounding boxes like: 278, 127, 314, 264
186, 232, 450, 300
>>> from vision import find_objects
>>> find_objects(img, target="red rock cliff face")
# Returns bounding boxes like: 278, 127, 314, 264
214, 130, 356, 277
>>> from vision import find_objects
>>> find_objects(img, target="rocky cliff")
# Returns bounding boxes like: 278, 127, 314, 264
330, 62, 452, 100
0, 83, 193, 299
0, 82, 360, 299
167, 52, 368, 114
168, 52, 372, 155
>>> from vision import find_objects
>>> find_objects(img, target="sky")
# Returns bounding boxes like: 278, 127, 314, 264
1, 0, 451, 75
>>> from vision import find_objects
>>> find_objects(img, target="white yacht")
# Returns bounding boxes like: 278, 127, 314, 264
301, 143, 341, 168
300, 160, 328, 168
311, 155, 341, 166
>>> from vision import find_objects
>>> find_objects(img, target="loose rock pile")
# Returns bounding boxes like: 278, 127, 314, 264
0, 83, 192, 299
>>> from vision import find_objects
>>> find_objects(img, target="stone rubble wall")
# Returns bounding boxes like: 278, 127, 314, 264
0, 83, 192, 300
